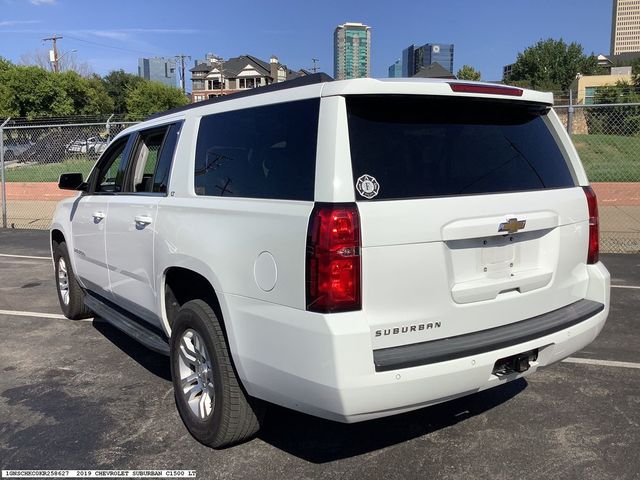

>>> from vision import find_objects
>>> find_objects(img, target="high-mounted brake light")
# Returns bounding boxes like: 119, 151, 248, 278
449, 83, 524, 97
583, 186, 599, 264
306, 203, 361, 313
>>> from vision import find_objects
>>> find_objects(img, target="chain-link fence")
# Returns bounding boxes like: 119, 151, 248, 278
555, 104, 640, 253
1, 107, 639, 253
0, 116, 137, 229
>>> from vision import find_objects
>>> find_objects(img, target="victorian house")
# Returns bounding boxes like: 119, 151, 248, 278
190, 54, 307, 102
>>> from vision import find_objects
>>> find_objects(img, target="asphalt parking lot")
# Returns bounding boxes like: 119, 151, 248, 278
0, 229, 638, 480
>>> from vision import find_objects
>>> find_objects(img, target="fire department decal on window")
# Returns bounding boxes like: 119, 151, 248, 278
356, 174, 380, 199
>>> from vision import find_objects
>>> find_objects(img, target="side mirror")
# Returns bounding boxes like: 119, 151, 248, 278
58, 173, 87, 191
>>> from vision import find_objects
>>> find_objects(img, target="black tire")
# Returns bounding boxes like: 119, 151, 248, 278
52, 241, 92, 320
170, 299, 264, 448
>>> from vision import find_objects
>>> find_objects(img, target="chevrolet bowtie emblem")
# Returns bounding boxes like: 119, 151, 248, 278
498, 218, 526, 234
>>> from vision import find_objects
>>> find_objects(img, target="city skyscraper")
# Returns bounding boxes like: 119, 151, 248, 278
138, 57, 177, 87
401, 43, 454, 77
333, 22, 371, 80
388, 59, 402, 78
611, 0, 640, 55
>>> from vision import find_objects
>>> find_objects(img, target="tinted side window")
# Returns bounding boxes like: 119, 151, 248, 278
347, 96, 576, 201
194, 99, 320, 200
152, 123, 181, 193
93, 136, 129, 193
127, 128, 167, 193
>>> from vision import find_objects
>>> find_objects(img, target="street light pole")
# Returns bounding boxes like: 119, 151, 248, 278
57, 49, 77, 72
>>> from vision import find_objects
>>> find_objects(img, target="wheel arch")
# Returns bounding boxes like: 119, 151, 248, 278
51, 228, 65, 246
161, 264, 249, 385
50, 225, 68, 269
160, 263, 226, 337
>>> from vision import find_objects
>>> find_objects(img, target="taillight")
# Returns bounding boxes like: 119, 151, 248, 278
448, 83, 523, 97
306, 203, 361, 313
583, 186, 599, 264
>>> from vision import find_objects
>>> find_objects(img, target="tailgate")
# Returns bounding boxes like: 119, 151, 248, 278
344, 94, 589, 350
359, 189, 589, 349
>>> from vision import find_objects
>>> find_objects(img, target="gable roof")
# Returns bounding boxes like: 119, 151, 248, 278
220, 55, 268, 77
413, 62, 456, 79
244, 55, 272, 74
190, 62, 212, 73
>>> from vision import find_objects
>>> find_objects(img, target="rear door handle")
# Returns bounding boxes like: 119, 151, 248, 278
92, 211, 105, 220
134, 215, 153, 225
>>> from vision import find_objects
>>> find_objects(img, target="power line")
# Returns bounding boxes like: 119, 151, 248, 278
64, 34, 163, 57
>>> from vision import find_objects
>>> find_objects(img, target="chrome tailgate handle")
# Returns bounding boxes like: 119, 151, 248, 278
442, 211, 559, 241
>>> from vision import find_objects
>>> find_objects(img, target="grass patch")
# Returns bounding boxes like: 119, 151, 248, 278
572, 134, 640, 182
6, 158, 95, 183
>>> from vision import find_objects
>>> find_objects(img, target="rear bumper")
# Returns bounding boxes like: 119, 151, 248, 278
373, 299, 604, 372
223, 262, 610, 423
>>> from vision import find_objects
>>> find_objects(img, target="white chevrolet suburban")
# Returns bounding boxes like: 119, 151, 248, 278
51, 75, 610, 448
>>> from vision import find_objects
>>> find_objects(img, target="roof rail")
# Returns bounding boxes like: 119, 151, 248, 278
146, 72, 334, 121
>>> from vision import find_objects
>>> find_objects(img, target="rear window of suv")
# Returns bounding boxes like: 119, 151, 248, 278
346, 95, 576, 201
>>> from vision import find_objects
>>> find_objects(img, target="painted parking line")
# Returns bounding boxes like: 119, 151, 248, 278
0, 309, 93, 322
0, 253, 50, 260
563, 357, 640, 370
611, 285, 640, 290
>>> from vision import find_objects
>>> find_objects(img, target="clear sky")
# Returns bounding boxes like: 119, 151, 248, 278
0, 0, 612, 82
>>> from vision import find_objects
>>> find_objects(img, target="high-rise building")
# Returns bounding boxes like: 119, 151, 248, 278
138, 57, 177, 87
388, 59, 402, 78
333, 22, 371, 80
401, 43, 454, 77
611, 0, 640, 55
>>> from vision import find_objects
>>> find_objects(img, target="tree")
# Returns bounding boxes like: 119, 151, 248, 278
507, 38, 598, 91
456, 65, 481, 81
0, 57, 13, 116
125, 81, 189, 119
0, 56, 12, 74
0, 62, 112, 118
57, 71, 114, 115
102, 70, 144, 114
0, 82, 12, 117
86, 75, 115, 114
0, 65, 73, 117
630, 57, 640, 86
586, 80, 640, 135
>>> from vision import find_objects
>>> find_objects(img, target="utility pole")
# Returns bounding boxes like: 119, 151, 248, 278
217, 58, 225, 97
311, 58, 319, 73
43, 35, 63, 73
175, 54, 191, 94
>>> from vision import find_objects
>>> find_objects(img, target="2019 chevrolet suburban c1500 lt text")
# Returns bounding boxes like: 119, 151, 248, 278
51, 75, 610, 448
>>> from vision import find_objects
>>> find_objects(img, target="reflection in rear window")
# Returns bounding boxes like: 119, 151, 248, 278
346, 96, 576, 200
